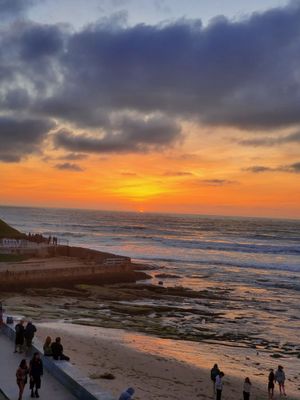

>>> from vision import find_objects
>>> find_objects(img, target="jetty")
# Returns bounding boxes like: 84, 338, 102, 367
0, 218, 146, 290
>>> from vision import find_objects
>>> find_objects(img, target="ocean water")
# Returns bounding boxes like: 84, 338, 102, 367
0, 205, 299, 273
1, 206, 300, 361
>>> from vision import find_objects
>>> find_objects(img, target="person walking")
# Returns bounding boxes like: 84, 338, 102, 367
275, 365, 286, 396
211, 364, 220, 395
14, 319, 25, 353
16, 359, 29, 400
215, 371, 224, 400
243, 377, 251, 400
29, 352, 43, 398
268, 368, 275, 399
24, 321, 37, 351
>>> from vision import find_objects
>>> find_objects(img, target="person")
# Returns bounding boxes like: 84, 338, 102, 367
215, 372, 224, 400
51, 337, 70, 361
119, 387, 135, 400
24, 321, 37, 350
243, 377, 251, 400
211, 363, 220, 393
29, 352, 43, 398
43, 336, 53, 356
268, 368, 275, 399
14, 320, 25, 353
275, 365, 286, 396
16, 359, 29, 400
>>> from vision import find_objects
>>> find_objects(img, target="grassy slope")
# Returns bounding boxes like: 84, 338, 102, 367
0, 219, 24, 239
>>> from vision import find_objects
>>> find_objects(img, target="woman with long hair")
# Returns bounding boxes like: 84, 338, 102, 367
16, 359, 29, 400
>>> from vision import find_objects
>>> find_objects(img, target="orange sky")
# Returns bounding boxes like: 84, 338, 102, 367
1, 124, 299, 219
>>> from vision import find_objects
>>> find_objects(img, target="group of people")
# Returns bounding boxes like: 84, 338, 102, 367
14, 320, 37, 354
27, 233, 58, 245
13, 319, 70, 399
43, 336, 70, 361
210, 363, 287, 400
16, 353, 43, 399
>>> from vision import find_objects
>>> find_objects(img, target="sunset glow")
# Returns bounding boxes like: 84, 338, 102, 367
0, 0, 299, 218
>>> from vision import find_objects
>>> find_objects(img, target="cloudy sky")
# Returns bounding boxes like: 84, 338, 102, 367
0, 0, 299, 218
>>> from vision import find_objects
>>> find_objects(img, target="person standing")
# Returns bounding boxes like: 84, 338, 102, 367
243, 377, 251, 400
215, 371, 225, 400
268, 368, 275, 399
275, 365, 286, 396
14, 320, 25, 353
16, 359, 29, 400
24, 321, 37, 351
29, 352, 43, 398
211, 364, 220, 394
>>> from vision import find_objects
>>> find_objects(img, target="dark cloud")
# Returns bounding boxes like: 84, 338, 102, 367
245, 166, 273, 173
39, 2, 300, 131
238, 131, 300, 146
1, 2, 300, 161
0, 0, 36, 19
0, 116, 54, 162
57, 153, 88, 161
245, 162, 300, 173
163, 171, 194, 177
199, 179, 237, 186
54, 114, 181, 154
54, 162, 83, 172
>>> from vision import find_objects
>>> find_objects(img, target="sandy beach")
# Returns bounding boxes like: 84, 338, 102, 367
34, 322, 300, 400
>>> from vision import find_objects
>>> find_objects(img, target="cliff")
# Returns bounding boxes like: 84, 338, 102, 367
0, 219, 24, 239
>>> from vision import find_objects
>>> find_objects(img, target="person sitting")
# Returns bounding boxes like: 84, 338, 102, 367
43, 336, 52, 356
51, 337, 70, 361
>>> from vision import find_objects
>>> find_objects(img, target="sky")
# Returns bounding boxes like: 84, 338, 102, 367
0, 0, 299, 218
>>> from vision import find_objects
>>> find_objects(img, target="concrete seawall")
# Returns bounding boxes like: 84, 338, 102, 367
0, 245, 145, 290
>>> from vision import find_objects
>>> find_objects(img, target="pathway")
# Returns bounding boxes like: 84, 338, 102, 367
0, 333, 77, 400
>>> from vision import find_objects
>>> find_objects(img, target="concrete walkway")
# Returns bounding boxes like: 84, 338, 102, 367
0, 333, 77, 400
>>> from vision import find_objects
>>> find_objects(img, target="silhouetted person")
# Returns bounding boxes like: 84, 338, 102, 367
215, 371, 224, 400
275, 365, 286, 396
51, 337, 70, 361
14, 320, 25, 353
16, 359, 29, 400
24, 321, 37, 350
119, 387, 135, 400
211, 363, 220, 394
29, 352, 43, 398
268, 368, 275, 399
243, 377, 251, 400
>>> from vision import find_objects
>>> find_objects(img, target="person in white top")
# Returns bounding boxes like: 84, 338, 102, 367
275, 365, 286, 396
215, 372, 224, 400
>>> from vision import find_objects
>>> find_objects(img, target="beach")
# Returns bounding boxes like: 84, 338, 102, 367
34, 322, 300, 400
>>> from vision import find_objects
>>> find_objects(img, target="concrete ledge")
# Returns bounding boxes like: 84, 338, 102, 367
1, 321, 115, 400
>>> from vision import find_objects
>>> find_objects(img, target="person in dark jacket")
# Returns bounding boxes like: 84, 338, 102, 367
268, 368, 275, 399
51, 337, 70, 361
211, 363, 220, 394
119, 387, 135, 400
24, 321, 37, 349
29, 352, 43, 398
14, 320, 25, 353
